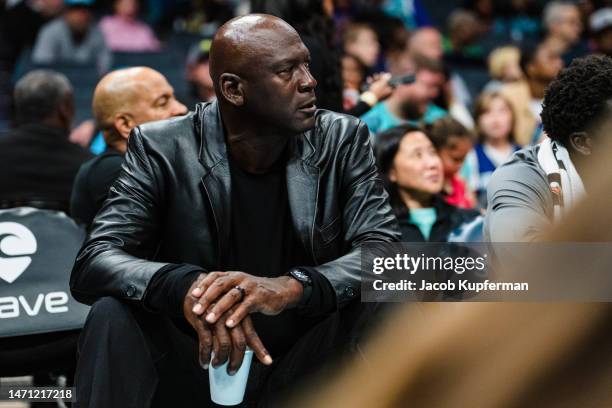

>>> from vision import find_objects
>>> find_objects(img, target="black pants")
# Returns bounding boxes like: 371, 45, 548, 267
74, 297, 364, 408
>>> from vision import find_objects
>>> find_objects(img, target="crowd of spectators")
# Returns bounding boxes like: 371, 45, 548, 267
3, 0, 607, 213
2, 0, 612, 404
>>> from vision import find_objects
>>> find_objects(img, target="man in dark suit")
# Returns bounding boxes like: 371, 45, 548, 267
71, 14, 400, 407
69, 67, 187, 226
0, 70, 92, 212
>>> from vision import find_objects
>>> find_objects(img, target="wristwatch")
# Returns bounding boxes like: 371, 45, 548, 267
287, 268, 313, 307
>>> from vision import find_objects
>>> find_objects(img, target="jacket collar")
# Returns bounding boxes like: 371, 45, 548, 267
196, 100, 316, 169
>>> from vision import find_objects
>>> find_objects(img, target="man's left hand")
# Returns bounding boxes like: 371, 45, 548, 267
190, 271, 304, 328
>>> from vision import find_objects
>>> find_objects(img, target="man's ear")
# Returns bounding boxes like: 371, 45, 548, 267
219, 73, 244, 106
114, 113, 135, 140
568, 131, 593, 156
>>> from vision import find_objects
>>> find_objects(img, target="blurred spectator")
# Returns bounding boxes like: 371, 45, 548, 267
32, 0, 111, 73
383, 26, 413, 76
99, 0, 160, 51
492, 0, 542, 44
590, 7, 612, 57
361, 57, 446, 134
463, 0, 495, 28
408, 28, 474, 126
435, 67, 475, 129
341, 54, 393, 117
70, 67, 187, 226
251, 0, 343, 112
0, 0, 64, 130
443, 9, 485, 60
376, 124, 478, 242
343, 23, 380, 71
341, 53, 367, 110
467, 91, 520, 207
0, 0, 64, 70
173, 0, 235, 37
0, 70, 92, 212
408, 27, 444, 62
428, 117, 476, 209
484, 45, 523, 92
380, 0, 431, 30
351, 9, 408, 73
542, 1, 588, 65
500, 41, 563, 146
182, 38, 215, 110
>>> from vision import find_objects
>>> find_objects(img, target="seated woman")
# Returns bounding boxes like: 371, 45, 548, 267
376, 124, 479, 242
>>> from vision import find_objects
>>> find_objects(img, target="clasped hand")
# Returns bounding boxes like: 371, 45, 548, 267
183, 271, 303, 374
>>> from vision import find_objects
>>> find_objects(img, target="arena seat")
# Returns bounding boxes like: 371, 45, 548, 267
0, 207, 89, 377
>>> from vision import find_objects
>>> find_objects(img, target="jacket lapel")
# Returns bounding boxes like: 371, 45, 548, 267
197, 101, 231, 267
286, 132, 319, 263
196, 102, 320, 267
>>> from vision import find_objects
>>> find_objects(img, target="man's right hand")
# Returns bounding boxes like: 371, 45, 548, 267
183, 273, 273, 374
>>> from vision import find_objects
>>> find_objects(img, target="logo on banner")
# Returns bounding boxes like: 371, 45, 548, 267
0, 222, 37, 284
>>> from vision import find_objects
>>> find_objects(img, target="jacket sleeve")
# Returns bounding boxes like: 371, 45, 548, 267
70, 127, 184, 305
309, 120, 401, 309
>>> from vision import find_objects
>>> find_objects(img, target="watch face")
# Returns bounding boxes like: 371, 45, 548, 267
293, 270, 309, 281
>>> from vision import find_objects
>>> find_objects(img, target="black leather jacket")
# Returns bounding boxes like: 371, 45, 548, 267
70, 101, 400, 309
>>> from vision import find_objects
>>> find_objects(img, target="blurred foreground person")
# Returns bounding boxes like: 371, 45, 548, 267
70, 14, 399, 407
0, 70, 92, 212
70, 67, 187, 226
486, 54, 612, 242
376, 124, 478, 242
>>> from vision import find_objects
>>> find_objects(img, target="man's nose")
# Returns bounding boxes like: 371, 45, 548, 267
298, 65, 317, 92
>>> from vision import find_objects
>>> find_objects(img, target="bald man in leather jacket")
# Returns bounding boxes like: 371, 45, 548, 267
70, 14, 399, 407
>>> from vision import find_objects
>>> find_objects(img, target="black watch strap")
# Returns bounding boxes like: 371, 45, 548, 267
288, 269, 313, 306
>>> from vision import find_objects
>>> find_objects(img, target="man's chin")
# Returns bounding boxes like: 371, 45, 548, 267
290, 115, 316, 133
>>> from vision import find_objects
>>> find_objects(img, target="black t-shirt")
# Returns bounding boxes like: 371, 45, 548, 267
227, 155, 311, 356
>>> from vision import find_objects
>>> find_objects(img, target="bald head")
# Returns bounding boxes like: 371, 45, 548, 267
93, 67, 157, 132
209, 14, 301, 94
93, 67, 186, 151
